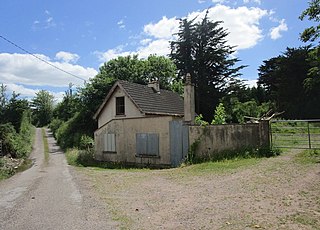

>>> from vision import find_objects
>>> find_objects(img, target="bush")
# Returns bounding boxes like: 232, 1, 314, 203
0, 111, 33, 158
49, 118, 63, 138
55, 112, 96, 150
79, 135, 94, 150
65, 148, 95, 166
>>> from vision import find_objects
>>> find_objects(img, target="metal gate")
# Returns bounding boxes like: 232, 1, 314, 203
169, 120, 189, 167
270, 119, 320, 149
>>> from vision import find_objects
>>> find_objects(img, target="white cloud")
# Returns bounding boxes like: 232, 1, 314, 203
140, 38, 152, 46
32, 10, 56, 30
269, 19, 288, 40
0, 53, 97, 88
198, 0, 206, 3
212, 0, 227, 3
6, 83, 39, 98
188, 5, 268, 50
96, 4, 270, 64
4, 83, 65, 102
243, 0, 261, 4
94, 46, 134, 63
244, 79, 257, 88
55, 51, 80, 63
117, 19, 125, 29
137, 39, 171, 59
144, 16, 179, 39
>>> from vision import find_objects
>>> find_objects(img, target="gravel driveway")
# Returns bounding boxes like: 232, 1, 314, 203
0, 128, 117, 230
80, 149, 320, 230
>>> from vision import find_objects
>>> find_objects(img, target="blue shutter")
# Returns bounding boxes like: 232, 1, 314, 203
136, 133, 159, 156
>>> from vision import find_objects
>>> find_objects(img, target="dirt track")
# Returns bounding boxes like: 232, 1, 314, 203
80, 149, 320, 230
0, 128, 117, 230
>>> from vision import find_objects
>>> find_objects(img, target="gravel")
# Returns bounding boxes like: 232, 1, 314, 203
0, 128, 117, 230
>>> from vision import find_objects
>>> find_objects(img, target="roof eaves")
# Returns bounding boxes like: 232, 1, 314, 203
93, 81, 120, 120
144, 112, 184, 117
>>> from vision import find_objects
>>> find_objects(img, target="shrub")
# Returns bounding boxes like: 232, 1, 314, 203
211, 103, 227, 125
79, 135, 94, 150
0, 112, 33, 158
49, 118, 63, 138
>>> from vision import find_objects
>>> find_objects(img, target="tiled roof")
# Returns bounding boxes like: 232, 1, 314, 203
118, 80, 184, 116
94, 80, 184, 119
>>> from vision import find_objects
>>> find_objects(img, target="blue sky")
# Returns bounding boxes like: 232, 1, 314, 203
0, 0, 312, 101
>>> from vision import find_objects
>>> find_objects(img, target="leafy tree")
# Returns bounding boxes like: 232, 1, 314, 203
299, 0, 320, 43
53, 84, 78, 122
170, 11, 245, 121
0, 85, 33, 158
31, 90, 54, 127
299, 1, 320, 101
258, 46, 320, 119
3, 92, 29, 132
211, 103, 227, 125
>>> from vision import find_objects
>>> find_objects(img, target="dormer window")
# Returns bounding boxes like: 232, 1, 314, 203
116, 96, 125, 115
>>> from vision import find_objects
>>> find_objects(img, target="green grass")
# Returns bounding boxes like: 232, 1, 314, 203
295, 149, 320, 164
289, 213, 320, 229
41, 128, 49, 163
179, 157, 262, 175
271, 121, 320, 149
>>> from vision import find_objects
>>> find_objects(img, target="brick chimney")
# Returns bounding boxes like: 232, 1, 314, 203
148, 80, 160, 93
184, 73, 195, 125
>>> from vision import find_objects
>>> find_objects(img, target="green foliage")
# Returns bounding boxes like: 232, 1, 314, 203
65, 148, 95, 167
48, 118, 63, 138
195, 114, 209, 126
170, 11, 245, 121
0, 118, 33, 158
53, 85, 78, 122
31, 90, 54, 127
211, 103, 226, 125
299, 0, 320, 43
170, 79, 184, 95
258, 46, 320, 119
55, 112, 93, 149
186, 138, 200, 164
295, 149, 320, 164
228, 99, 272, 124
42, 128, 49, 163
79, 135, 94, 150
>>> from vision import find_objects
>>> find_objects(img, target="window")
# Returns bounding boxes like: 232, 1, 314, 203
136, 133, 159, 157
104, 133, 116, 153
116, 97, 125, 115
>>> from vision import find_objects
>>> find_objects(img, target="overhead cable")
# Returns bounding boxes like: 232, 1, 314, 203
0, 34, 86, 82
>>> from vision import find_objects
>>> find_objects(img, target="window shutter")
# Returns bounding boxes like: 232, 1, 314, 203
104, 133, 116, 152
136, 133, 159, 156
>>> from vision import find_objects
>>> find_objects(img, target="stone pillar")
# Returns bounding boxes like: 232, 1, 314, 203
184, 73, 195, 125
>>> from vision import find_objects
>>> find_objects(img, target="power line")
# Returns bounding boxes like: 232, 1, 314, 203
0, 34, 86, 82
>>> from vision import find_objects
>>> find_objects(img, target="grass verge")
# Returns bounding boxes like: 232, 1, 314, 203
295, 149, 320, 164
42, 128, 49, 164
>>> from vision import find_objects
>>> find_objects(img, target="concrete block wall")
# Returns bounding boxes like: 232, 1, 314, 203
188, 121, 270, 158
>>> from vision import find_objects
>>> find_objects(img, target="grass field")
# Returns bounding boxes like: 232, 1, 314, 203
271, 120, 320, 149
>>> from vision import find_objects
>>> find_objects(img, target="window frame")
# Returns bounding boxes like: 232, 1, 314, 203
115, 96, 125, 116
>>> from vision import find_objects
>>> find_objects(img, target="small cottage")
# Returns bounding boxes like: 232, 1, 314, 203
93, 79, 193, 167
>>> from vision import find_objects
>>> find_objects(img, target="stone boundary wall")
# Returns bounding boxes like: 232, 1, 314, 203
188, 121, 270, 157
